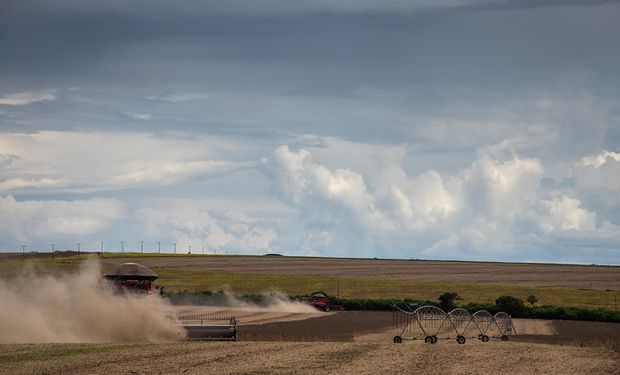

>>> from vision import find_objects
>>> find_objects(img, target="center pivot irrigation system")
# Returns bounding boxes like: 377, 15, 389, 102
392, 305, 516, 344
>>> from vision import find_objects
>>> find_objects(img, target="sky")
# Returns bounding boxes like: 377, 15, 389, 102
0, 0, 619, 264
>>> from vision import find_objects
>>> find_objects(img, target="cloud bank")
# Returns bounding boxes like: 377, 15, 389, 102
260, 142, 620, 261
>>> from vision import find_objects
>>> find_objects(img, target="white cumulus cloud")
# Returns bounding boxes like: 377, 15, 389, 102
573, 149, 620, 210
0, 195, 124, 244
260, 141, 619, 261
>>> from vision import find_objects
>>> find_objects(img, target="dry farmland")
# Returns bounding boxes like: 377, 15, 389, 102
1, 312, 619, 375
2, 253, 619, 308
97, 254, 620, 309
1, 254, 619, 374
1, 341, 618, 375
97, 255, 620, 289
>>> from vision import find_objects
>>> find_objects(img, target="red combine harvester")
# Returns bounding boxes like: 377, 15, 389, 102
104, 262, 160, 294
304, 293, 344, 312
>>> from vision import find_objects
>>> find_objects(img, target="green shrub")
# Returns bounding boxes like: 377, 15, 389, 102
438, 292, 460, 311
496, 295, 526, 315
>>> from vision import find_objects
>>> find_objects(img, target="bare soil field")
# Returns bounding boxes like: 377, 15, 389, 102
100, 255, 620, 290
238, 311, 620, 345
1, 338, 618, 374
1, 311, 619, 374
175, 309, 558, 340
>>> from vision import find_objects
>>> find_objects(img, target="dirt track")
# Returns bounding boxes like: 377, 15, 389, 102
101, 255, 620, 290
174, 305, 331, 326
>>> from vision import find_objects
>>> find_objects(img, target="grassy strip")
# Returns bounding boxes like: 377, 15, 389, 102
152, 268, 619, 310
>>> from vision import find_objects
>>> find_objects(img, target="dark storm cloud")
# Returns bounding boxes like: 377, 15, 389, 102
1, 0, 619, 142
2, 0, 618, 90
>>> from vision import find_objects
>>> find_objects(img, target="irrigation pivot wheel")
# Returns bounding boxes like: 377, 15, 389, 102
456, 335, 466, 344
494, 312, 515, 339
425, 336, 434, 344
481, 335, 490, 342
415, 305, 449, 340
472, 310, 494, 339
393, 335, 403, 343
448, 308, 472, 342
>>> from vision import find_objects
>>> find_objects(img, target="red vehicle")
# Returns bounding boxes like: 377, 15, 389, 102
111, 279, 154, 294
304, 293, 344, 312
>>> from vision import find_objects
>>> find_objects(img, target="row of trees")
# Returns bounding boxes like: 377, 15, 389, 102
438, 292, 537, 312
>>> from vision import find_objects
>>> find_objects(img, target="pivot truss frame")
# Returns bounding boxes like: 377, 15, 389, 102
392, 305, 516, 345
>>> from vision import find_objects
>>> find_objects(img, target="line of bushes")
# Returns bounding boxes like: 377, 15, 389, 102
461, 296, 620, 323
301, 292, 620, 323
324, 293, 620, 323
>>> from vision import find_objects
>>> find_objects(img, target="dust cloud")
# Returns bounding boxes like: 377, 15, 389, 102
0, 258, 185, 343
222, 290, 319, 313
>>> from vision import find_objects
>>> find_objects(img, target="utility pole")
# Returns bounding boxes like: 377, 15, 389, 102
51, 243, 55, 252
337, 278, 341, 299
22, 245, 26, 256
140, 241, 144, 253
121, 241, 125, 253
77, 243, 80, 255
157, 241, 161, 254
100, 241, 104, 254
174, 243, 177, 254
202, 246, 205, 255
188, 245, 191, 254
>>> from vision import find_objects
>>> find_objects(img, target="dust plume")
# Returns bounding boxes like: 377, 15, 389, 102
222, 290, 320, 313
0, 258, 185, 343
